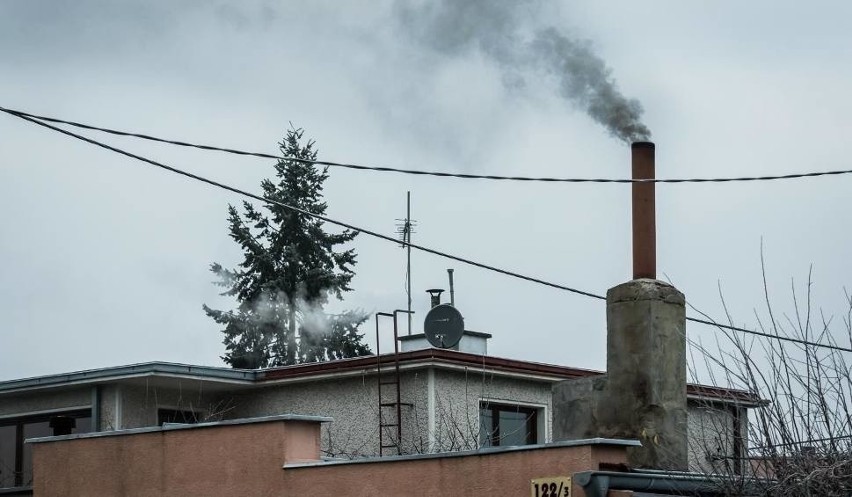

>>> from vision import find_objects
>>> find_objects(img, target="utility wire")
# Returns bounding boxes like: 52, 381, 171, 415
3, 108, 605, 301
4, 108, 851, 354
685, 316, 852, 354
750, 434, 852, 451
3, 105, 852, 184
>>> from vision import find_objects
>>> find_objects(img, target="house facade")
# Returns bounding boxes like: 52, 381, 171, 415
0, 334, 758, 492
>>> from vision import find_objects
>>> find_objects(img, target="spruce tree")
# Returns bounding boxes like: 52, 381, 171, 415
203, 127, 371, 368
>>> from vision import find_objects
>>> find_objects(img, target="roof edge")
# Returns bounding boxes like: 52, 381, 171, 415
0, 361, 257, 394
0, 354, 762, 405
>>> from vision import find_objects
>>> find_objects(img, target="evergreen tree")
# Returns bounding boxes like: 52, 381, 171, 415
203, 127, 371, 368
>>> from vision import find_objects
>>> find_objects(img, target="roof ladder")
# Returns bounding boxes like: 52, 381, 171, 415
375, 310, 412, 456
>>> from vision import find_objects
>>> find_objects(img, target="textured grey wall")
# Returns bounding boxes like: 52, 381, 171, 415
686, 403, 748, 474
2, 369, 560, 458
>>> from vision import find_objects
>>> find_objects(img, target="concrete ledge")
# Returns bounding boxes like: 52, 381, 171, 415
0, 487, 32, 496
284, 438, 642, 469
27, 414, 332, 444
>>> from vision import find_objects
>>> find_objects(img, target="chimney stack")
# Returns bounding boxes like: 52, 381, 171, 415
551, 141, 688, 470
631, 142, 656, 280
426, 289, 444, 308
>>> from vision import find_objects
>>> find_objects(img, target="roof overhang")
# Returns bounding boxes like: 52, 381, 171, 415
0, 362, 257, 396
0, 352, 763, 407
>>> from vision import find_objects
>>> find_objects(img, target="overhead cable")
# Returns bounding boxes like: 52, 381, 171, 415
750, 434, 852, 451
4, 108, 851, 354
3, 108, 604, 301
3, 105, 852, 184
684, 316, 852, 353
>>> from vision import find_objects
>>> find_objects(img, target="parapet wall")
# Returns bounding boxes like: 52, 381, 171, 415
31, 415, 327, 497
30, 413, 637, 497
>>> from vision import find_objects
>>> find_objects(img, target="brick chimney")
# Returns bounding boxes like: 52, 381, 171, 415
551, 142, 687, 470
631, 142, 656, 280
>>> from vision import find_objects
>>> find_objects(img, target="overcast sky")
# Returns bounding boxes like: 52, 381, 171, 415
1, 1, 851, 381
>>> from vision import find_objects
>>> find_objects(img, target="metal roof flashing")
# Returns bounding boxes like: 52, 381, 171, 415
0, 355, 761, 406
0, 362, 257, 395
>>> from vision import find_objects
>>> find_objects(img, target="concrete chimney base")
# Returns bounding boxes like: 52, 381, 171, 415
552, 279, 687, 470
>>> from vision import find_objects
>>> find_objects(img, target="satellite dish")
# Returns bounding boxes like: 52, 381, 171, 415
424, 304, 464, 349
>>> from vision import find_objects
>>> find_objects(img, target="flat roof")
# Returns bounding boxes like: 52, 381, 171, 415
0, 351, 762, 405
258, 348, 599, 382
0, 361, 258, 394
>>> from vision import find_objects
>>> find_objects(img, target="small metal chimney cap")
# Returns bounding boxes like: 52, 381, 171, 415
426, 288, 445, 308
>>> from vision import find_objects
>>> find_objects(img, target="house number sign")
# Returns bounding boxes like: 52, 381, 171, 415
530, 476, 571, 497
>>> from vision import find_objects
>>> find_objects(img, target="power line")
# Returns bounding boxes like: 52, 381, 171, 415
3, 108, 605, 301
3, 105, 852, 184
685, 316, 852, 354
4, 108, 851, 355
750, 434, 852, 451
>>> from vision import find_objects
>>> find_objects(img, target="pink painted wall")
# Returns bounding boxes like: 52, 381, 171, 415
33, 418, 630, 497
284, 445, 628, 497
32, 420, 321, 497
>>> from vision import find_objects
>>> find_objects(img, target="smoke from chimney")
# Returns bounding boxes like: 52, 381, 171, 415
395, 0, 651, 143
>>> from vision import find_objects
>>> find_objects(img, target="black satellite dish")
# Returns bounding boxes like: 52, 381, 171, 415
423, 304, 464, 349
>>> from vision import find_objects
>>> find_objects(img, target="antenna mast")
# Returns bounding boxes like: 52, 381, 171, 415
395, 192, 416, 334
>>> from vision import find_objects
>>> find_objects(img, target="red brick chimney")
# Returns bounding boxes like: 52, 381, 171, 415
631, 142, 656, 280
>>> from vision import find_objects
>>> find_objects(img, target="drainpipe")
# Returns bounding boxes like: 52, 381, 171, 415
575, 470, 748, 497
447, 269, 455, 307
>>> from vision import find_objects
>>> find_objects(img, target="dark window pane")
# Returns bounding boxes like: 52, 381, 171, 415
479, 409, 494, 447
0, 425, 15, 488
0, 410, 90, 489
73, 416, 92, 434
498, 410, 531, 446
158, 409, 199, 426
22, 422, 50, 487
478, 403, 539, 448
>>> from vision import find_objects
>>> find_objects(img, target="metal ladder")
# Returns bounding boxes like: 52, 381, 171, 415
375, 310, 412, 456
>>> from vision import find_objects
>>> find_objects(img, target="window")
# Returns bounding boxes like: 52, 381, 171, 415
479, 402, 539, 447
157, 409, 200, 426
0, 410, 91, 489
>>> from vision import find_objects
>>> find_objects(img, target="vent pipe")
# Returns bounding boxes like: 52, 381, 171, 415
631, 142, 656, 280
447, 269, 455, 307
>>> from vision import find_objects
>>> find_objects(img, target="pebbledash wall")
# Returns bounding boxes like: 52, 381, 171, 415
687, 400, 749, 473
3, 364, 751, 452
224, 368, 553, 457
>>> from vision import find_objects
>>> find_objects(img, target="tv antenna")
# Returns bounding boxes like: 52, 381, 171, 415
395, 192, 417, 334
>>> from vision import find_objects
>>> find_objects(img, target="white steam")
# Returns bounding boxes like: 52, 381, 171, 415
249, 289, 363, 338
